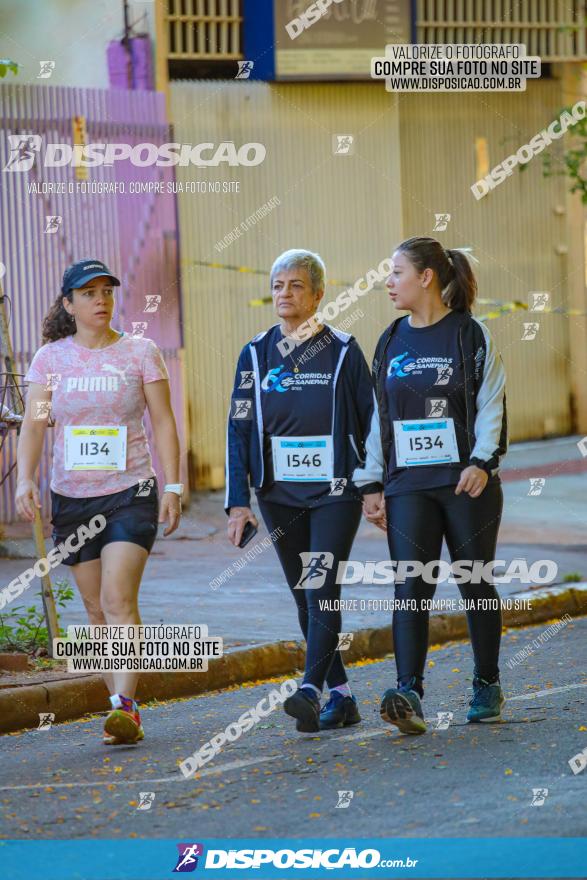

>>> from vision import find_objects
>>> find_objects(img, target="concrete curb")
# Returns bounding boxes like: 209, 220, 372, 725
1, 584, 586, 735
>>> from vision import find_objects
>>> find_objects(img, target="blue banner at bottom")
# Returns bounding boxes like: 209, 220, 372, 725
1, 838, 586, 879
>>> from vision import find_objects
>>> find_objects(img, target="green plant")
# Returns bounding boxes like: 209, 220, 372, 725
562, 572, 583, 583
0, 578, 75, 653
543, 104, 587, 202
0, 59, 19, 78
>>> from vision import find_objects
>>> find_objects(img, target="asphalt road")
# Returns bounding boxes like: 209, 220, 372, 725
1, 617, 586, 843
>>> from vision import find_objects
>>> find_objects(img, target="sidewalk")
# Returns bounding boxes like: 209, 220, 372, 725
0, 435, 586, 730
1, 435, 586, 644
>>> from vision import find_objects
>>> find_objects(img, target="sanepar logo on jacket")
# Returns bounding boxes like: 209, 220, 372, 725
388, 352, 454, 383
261, 366, 332, 393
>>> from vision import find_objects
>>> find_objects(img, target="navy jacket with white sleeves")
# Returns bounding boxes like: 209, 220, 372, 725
225, 325, 384, 512
371, 311, 508, 480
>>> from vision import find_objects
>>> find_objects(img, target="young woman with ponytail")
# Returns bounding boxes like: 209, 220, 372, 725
362, 237, 508, 733
16, 259, 182, 746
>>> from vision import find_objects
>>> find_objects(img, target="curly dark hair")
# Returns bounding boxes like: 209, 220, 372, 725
42, 292, 76, 344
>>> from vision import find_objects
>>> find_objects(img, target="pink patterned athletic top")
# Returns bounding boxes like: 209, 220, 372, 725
25, 332, 169, 498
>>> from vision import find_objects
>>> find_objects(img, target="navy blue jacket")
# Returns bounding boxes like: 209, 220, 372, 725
225, 325, 383, 511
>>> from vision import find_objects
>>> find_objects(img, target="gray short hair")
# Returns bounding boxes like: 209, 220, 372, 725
270, 249, 326, 293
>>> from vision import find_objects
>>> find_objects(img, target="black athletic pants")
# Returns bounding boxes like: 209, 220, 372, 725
386, 482, 503, 697
257, 498, 362, 691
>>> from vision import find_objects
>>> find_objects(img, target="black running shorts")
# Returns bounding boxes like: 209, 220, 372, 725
50, 480, 159, 566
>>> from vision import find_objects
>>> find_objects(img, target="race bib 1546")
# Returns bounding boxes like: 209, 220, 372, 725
271, 435, 334, 482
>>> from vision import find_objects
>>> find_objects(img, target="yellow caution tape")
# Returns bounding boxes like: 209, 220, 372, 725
186, 259, 370, 291
187, 260, 587, 319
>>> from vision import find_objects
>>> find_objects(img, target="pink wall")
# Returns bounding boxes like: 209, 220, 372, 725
0, 83, 187, 522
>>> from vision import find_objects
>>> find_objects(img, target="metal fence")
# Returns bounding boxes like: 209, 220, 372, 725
162, 1, 587, 66
166, 0, 243, 60
0, 83, 187, 523
416, 0, 587, 59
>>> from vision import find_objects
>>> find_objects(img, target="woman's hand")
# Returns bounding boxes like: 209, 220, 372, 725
228, 506, 259, 546
362, 491, 387, 532
455, 465, 488, 498
15, 479, 41, 522
159, 491, 182, 536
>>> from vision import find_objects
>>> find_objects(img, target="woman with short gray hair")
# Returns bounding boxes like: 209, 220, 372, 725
225, 248, 384, 733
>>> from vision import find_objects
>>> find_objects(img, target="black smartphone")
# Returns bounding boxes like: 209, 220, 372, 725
238, 521, 258, 549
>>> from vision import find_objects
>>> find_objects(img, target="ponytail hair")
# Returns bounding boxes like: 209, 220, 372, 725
42, 292, 76, 343
396, 236, 478, 313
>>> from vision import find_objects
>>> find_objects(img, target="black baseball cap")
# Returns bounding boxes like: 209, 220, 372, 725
61, 259, 121, 294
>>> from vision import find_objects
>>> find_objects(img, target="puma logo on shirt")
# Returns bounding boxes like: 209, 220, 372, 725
65, 364, 132, 392
66, 375, 119, 391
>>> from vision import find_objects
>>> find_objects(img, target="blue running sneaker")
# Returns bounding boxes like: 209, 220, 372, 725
284, 687, 321, 732
467, 677, 505, 723
380, 680, 427, 735
319, 692, 361, 730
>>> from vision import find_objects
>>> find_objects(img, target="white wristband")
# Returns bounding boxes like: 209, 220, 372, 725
164, 483, 184, 495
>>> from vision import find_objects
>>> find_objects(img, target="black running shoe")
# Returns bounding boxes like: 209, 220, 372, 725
284, 688, 321, 732
380, 681, 427, 735
319, 692, 362, 730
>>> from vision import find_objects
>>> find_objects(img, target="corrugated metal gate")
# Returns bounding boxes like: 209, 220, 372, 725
171, 78, 573, 489
171, 80, 403, 488
399, 79, 572, 440
0, 83, 187, 522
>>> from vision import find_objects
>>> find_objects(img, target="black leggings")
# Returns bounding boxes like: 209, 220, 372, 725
386, 482, 503, 697
257, 498, 362, 690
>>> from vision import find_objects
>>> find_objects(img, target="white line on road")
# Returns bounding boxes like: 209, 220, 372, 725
313, 728, 389, 745
507, 681, 587, 701
0, 754, 280, 792
1, 682, 585, 794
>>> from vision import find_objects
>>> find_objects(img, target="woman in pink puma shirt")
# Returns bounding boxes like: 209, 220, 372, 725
16, 259, 182, 746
